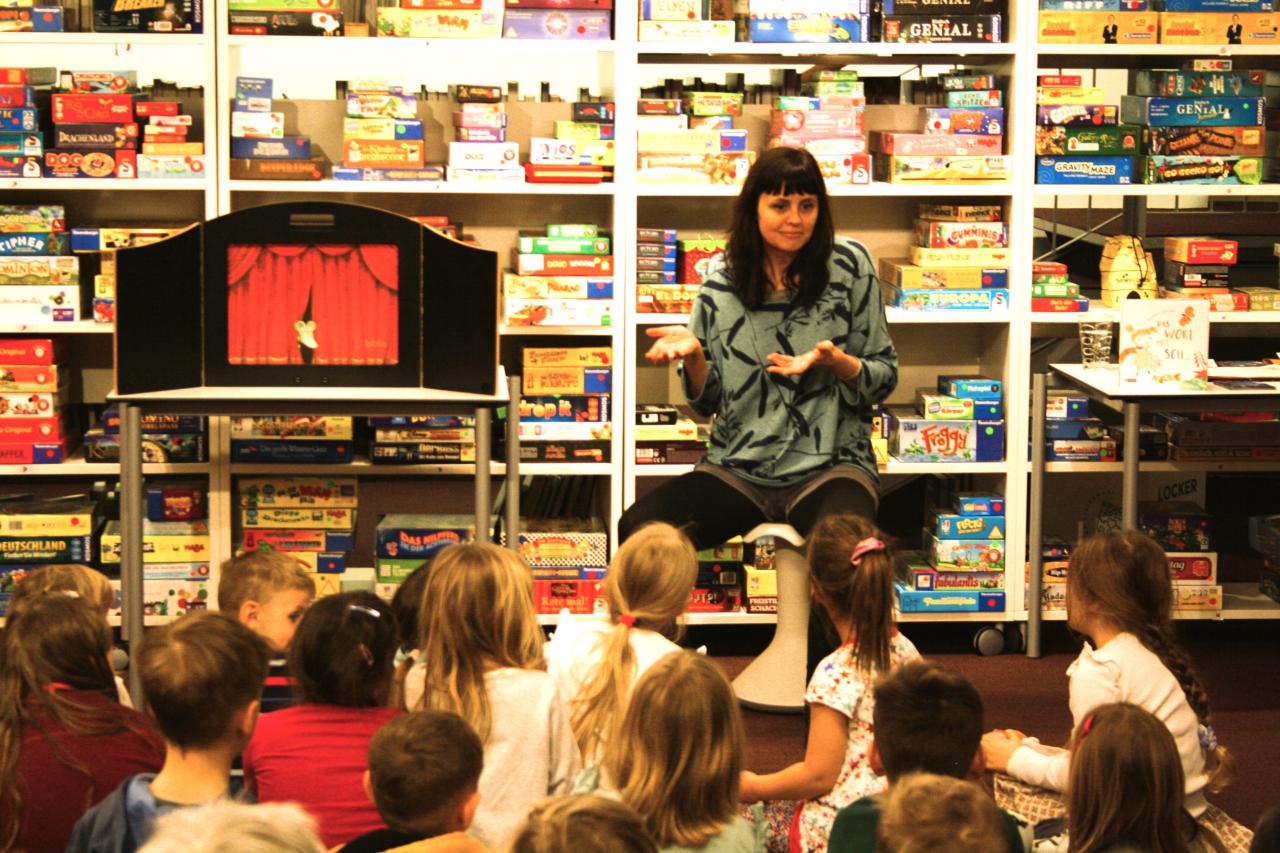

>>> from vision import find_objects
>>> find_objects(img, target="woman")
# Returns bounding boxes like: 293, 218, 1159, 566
620, 147, 898, 549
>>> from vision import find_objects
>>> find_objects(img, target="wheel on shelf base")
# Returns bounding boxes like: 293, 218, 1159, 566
1004, 622, 1026, 654
973, 625, 1006, 657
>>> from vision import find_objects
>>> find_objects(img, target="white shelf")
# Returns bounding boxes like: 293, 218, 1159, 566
499, 325, 615, 336
1036, 43, 1280, 57
638, 182, 1016, 198
0, 456, 209, 476
226, 35, 617, 53
0, 33, 206, 46
886, 308, 1011, 324
638, 42, 1017, 58
633, 461, 1009, 476
1, 178, 208, 191
900, 609, 1027, 623
1046, 459, 1280, 473
1042, 585, 1280, 622
1035, 184, 1280, 199
0, 322, 112, 335
228, 179, 614, 195
229, 461, 613, 477
1033, 306, 1280, 326
633, 463, 696, 477
634, 313, 690, 325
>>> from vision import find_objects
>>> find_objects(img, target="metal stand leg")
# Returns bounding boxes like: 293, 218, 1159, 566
119, 402, 145, 705
475, 407, 491, 540
1122, 401, 1140, 529
505, 374, 520, 552
1027, 374, 1047, 659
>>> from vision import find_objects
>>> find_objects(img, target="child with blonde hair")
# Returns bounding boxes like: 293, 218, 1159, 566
403, 543, 580, 850
545, 521, 697, 763
984, 531, 1234, 824
507, 794, 658, 853
876, 774, 1010, 853
592, 650, 763, 852
739, 514, 919, 853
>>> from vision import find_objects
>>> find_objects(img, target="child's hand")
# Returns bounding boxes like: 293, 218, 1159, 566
738, 770, 762, 803
981, 729, 1026, 773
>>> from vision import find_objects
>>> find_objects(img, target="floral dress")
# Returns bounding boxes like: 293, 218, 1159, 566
796, 633, 921, 853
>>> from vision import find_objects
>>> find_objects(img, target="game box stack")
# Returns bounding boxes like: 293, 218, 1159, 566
377, 0, 500, 38
520, 347, 612, 463
880, 203, 1011, 313
96, 0, 200, 32
693, 539, 745, 615
880, 0, 1003, 43
1034, 537, 1072, 612
637, 91, 752, 185
638, 0, 733, 42
447, 84, 520, 183
1158, 1, 1277, 46
0, 4, 62, 32
0, 498, 104, 615
83, 410, 209, 463
1249, 513, 1280, 604
369, 414, 477, 464
770, 70, 869, 185
1041, 387, 1113, 462
230, 0, 342, 36
502, 1, 611, 40
1036, 0, 1154, 46
0, 67, 52, 176
1156, 410, 1280, 463
875, 71, 1005, 186
526, 101, 612, 184
333, 81, 435, 183
505, 225, 614, 327
230, 416, 355, 463
897, 491, 1007, 613
241, 477, 357, 598
46, 76, 138, 179
1031, 261, 1088, 314
71, 225, 186, 323
1160, 236, 1248, 312
884, 375, 1006, 463
1138, 500, 1222, 612
0, 205, 79, 323
1122, 68, 1266, 186
504, 517, 609, 614
230, 76, 326, 181
635, 227, 701, 316
0, 337, 70, 464
748, 1, 870, 43
634, 403, 707, 466
1035, 74, 1138, 185
134, 83, 205, 180
375, 513, 478, 586
876, 86, 1009, 184
100, 507, 212, 618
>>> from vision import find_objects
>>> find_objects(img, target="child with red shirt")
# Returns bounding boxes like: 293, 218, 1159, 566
0, 594, 165, 852
243, 591, 402, 848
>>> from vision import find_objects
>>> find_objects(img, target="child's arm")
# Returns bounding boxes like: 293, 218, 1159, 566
740, 704, 847, 802
546, 687, 583, 796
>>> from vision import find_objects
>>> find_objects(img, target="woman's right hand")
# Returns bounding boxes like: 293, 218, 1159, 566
644, 325, 703, 365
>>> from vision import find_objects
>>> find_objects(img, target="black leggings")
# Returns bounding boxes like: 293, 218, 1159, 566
618, 470, 878, 550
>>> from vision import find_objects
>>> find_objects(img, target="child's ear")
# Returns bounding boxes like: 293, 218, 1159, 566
237, 600, 259, 628
458, 789, 481, 830
362, 770, 374, 805
869, 740, 886, 777
235, 699, 260, 744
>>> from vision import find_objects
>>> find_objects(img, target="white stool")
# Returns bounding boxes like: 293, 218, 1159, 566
733, 523, 808, 714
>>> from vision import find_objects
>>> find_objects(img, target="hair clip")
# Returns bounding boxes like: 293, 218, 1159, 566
61, 590, 82, 598
1080, 714, 1097, 739
618, 614, 637, 628
850, 537, 886, 566
1198, 723, 1218, 753
348, 604, 381, 618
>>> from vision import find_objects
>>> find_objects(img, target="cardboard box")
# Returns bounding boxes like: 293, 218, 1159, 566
1035, 124, 1140, 156
522, 347, 611, 368
505, 298, 612, 327
1164, 237, 1238, 265
908, 246, 1011, 267
1159, 11, 1278, 43
231, 111, 284, 139
1142, 155, 1262, 184
896, 583, 1006, 612
53, 123, 138, 150
1036, 85, 1106, 104
375, 514, 477, 558
0, 285, 79, 321
1172, 583, 1223, 610
343, 118, 424, 141
921, 107, 1003, 135
1121, 95, 1265, 127
374, 7, 499, 37
1134, 69, 1265, 98
93, 0, 201, 31
0, 108, 37, 132
229, 8, 341, 34
512, 518, 607, 569
1036, 10, 1157, 42
0, 132, 42, 157
748, 13, 869, 43
911, 568, 1004, 590
914, 220, 1008, 249
231, 440, 354, 462
882, 13, 1001, 41
448, 141, 519, 169
344, 138, 425, 168
1037, 104, 1119, 126
230, 157, 326, 180
878, 257, 1008, 290
878, 154, 1010, 183
955, 492, 1004, 515
135, 154, 204, 179
501, 9, 610, 38
523, 367, 610, 395
534, 580, 602, 614
1139, 501, 1211, 551
1036, 156, 1134, 184
1143, 125, 1265, 156
887, 410, 1005, 462
51, 94, 133, 124
239, 477, 357, 508
638, 19, 733, 40
871, 131, 1002, 156
929, 531, 1005, 569
885, 286, 1010, 312
1166, 551, 1217, 583
0, 256, 78, 286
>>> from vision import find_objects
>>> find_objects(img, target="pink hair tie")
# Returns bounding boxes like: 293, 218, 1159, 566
850, 537, 886, 566
618, 614, 637, 628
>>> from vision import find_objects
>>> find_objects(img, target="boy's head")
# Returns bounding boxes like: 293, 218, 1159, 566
139, 612, 272, 753
218, 550, 316, 653
871, 660, 984, 782
364, 711, 483, 837
507, 794, 658, 853
877, 773, 1009, 853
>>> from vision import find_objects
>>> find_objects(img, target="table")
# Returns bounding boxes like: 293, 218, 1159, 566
108, 372, 517, 702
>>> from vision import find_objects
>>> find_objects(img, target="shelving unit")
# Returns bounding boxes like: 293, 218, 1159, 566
3, 1, 1277, 639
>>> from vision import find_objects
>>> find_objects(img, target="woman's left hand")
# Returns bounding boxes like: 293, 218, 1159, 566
766, 340, 861, 380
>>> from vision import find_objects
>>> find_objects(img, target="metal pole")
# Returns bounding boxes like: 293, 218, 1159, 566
1122, 401, 1140, 529
505, 373, 520, 552
1027, 373, 1047, 659
475, 406, 491, 541
119, 402, 145, 704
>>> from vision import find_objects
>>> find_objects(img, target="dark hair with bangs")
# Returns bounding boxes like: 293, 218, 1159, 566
725, 147, 834, 310
290, 591, 398, 708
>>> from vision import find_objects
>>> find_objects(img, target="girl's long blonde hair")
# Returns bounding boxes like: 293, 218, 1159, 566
12, 563, 114, 614
1068, 532, 1235, 792
570, 522, 697, 760
605, 651, 743, 848
412, 543, 543, 741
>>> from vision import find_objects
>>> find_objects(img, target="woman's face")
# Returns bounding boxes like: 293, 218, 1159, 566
757, 191, 819, 256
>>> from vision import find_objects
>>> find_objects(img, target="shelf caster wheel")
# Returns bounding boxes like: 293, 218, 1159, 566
973, 625, 1005, 657
1004, 623, 1026, 654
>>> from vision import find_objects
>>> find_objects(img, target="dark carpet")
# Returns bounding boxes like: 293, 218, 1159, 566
698, 621, 1279, 831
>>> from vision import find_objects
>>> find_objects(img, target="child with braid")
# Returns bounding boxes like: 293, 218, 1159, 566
984, 531, 1234, 822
